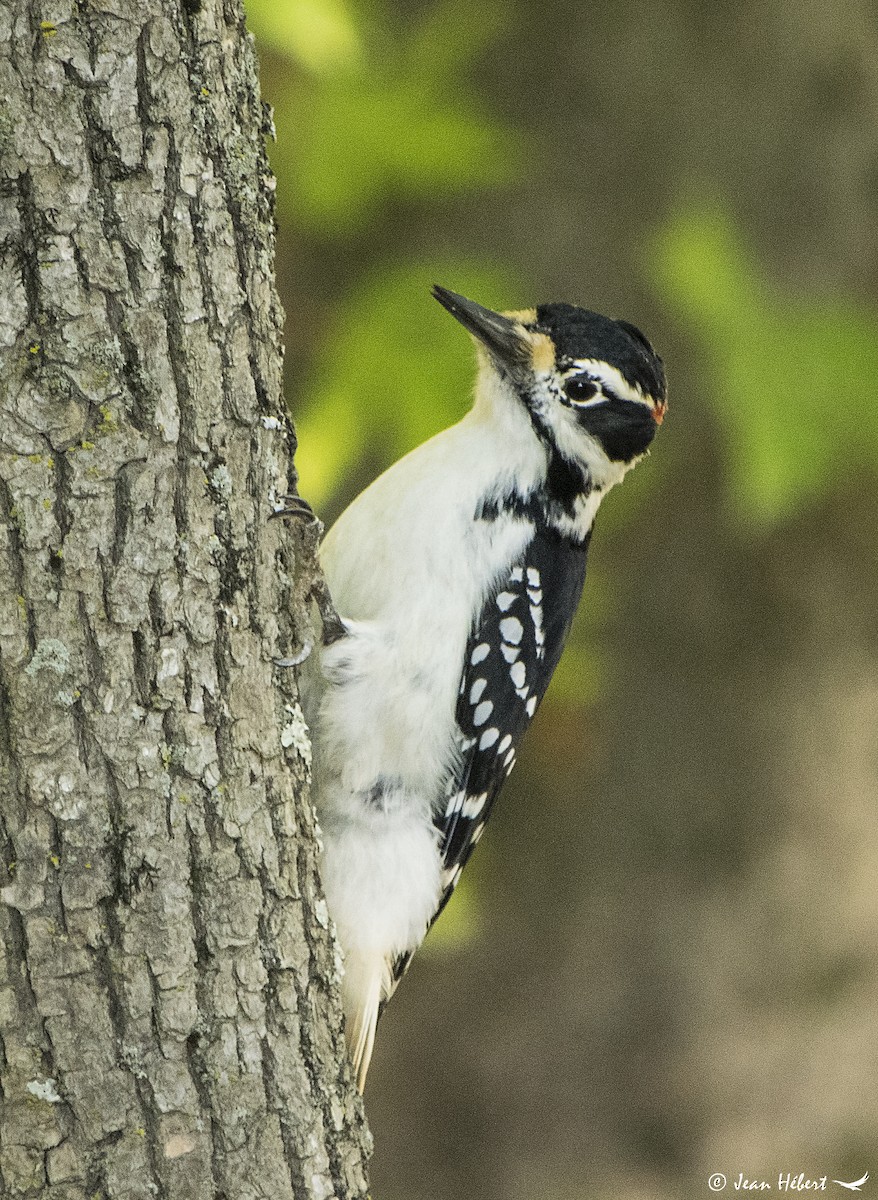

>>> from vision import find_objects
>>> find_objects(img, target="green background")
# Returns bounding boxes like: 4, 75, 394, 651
248, 1, 878, 1195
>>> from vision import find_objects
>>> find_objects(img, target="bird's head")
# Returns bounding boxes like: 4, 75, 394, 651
433, 285, 666, 486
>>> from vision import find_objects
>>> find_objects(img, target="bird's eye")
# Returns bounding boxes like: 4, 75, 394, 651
563, 375, 599, 404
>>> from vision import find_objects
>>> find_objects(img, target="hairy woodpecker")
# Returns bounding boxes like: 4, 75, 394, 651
297, 286, 666, 1090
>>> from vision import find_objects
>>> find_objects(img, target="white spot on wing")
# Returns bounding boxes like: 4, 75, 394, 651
510, 661, 526, 688
445, 791, 465, 817
527, 567, 540, 586
470, 678, 487, 704
527, 588, 542, 605
442, 864, 463, 889
473, 700, 494, 726
510, 567, 523, 582
499, 617, 523, 645
471, 643, 489, 665
496, 591, 516, 612
479, 727, 500, 750
526, 696, 537, 717
501, 644, 520, 663
497, 734, 512, 754
462, 792, 487, 818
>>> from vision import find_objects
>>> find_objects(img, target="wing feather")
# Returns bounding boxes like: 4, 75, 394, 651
389, 525, 591, 989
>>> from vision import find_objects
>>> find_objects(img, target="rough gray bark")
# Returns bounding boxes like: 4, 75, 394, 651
0, 3, 370, 1197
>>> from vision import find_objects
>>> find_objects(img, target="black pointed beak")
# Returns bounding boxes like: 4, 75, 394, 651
432, 285, 531, 376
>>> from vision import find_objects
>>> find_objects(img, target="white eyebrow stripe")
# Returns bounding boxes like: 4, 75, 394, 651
569, 359, 649, 405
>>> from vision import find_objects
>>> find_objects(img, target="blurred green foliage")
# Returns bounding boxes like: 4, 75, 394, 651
248, 0, 618, 713
246, 0, 520, 236
245, 0, 878, 740
246, 0, 878, 755
246, 0, 524, 512
245, 0, 530, 951
293, 260, 520, 507
246, 0, 362, 73
240, 6, 878, 1189
245, 0, 878, 729
653, 204, 878, 525
246, 0, 878, 541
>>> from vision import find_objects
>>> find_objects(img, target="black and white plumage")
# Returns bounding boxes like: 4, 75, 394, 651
434, 526, 590, 922
302, 287, 666, 1090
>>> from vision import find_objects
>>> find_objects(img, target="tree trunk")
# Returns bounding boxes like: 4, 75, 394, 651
0, 3, 370, 1197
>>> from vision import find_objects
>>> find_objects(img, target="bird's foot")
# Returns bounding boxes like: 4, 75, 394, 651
274, 639, 314, 669
270, 494, 321, 525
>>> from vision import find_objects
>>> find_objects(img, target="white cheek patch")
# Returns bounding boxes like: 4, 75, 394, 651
528, 372, 634, 491
549, 401, 593, 461
532, 377, 596, 456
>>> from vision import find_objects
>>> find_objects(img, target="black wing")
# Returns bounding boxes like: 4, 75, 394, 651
434, 525, 591, 921
386, 525, 591, 994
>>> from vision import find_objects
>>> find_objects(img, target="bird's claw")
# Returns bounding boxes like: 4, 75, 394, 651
271, 494, 322, 527
274, 638, 314, 669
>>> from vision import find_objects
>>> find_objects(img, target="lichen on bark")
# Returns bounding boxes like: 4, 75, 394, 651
0, 2, 370, 1196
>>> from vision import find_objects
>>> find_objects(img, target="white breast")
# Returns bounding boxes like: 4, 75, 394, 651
305, 376, 547, 967
315, 397, 545, 817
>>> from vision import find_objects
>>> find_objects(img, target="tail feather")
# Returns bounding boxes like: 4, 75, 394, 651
341, 953, 390, 1092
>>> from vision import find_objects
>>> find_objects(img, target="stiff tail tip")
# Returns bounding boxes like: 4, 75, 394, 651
342, 956, 387, 1093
